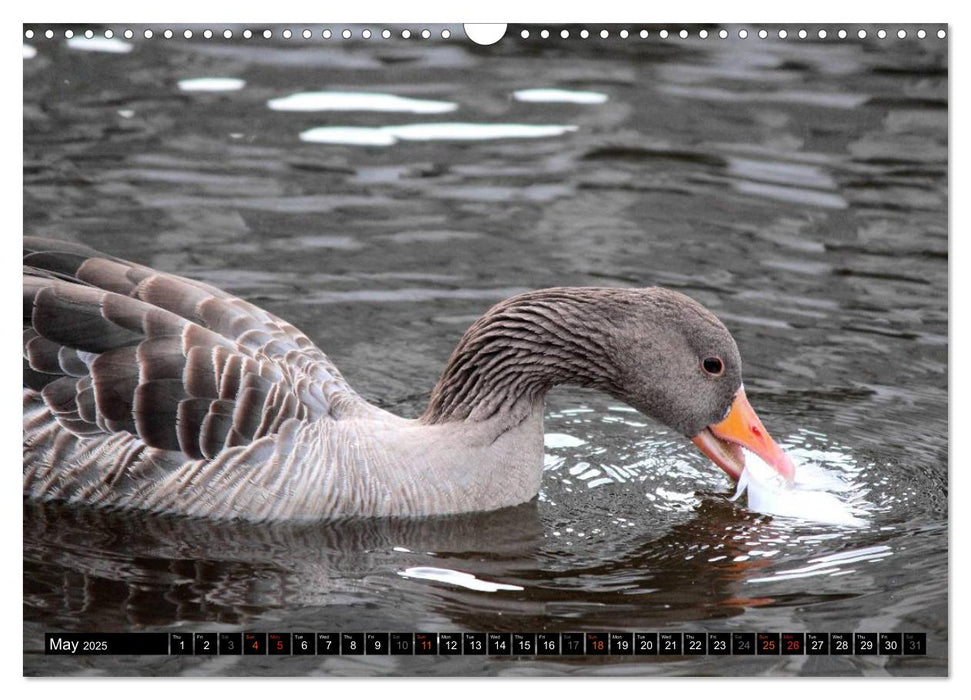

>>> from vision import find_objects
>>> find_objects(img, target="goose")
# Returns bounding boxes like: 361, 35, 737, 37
23, 236, 795, 521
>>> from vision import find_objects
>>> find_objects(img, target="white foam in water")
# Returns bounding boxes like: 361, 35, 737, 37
178, 78, 246, 92
731, 454, 867, 527
268, 91, 457, 114
398, 567, 523, 592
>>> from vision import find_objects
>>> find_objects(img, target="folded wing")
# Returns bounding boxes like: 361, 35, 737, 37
23, 236, 365, 466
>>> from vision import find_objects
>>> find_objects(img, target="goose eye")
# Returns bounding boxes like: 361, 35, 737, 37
702, 356, 724, 376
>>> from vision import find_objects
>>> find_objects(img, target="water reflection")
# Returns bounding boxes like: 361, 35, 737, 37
23, 501, 546, 631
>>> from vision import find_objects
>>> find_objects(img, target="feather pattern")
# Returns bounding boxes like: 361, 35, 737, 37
23, 237, 394, 520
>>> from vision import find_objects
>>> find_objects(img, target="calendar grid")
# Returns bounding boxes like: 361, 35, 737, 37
44, 631, 927, 657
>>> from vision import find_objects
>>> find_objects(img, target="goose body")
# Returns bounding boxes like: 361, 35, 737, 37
23, 237, 794, 521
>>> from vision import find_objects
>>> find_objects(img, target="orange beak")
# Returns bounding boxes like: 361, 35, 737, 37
690, 387, 795, 482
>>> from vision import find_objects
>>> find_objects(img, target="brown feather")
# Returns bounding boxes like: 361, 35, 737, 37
132, 379, 189, 451
32, 285, 143, 353
199, 399, 236, 459
90, 347, 139, 422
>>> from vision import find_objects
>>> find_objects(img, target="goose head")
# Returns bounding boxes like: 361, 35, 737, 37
604, 288, 795, 482
426, 286, 795, 483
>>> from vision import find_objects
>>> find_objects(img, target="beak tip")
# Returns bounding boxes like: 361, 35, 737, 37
777, 452, 797, 482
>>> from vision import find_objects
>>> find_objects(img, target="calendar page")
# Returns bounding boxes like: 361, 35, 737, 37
22, 17, 948, 679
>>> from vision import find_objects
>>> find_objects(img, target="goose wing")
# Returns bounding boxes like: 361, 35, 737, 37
23, 236, 367, 461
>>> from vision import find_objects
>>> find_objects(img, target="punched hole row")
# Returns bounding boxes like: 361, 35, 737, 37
24, 27, 948, 42
23, 27, 451, 40
520, 28, 946, 40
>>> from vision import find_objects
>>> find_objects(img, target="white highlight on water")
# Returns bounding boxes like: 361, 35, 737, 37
300, 123, 578, 146
747, 545, 892, 583
66, 36, 133, 54
513, 88, 609, 104
544, 433, 586, 449
178, 77, 246, 92
398, 567, 523, 592
23, 44, 37, 59
299, 127, 396, 146
268, 91, 457, 114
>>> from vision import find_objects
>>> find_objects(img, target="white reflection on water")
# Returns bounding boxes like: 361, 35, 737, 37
726, 156, 849, 210
747, 545, 892, 583
513, 88, 608, 104
544, 433, 586, 449
299, 127, 395, 146
398, 567, 524, 592
65, 36, 133, 54
268, 91, 457, 113
728, 157, 838, 190
733, 180, 849, 210
23, 44, 36, 59
300, 123, 578, 146
178, 77, 246, 92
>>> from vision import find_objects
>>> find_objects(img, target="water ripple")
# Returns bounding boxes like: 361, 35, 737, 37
658, 84, 869, 109
746, 545, 893, 583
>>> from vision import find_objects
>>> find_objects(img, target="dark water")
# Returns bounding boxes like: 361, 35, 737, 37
22, 24, 948, 676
